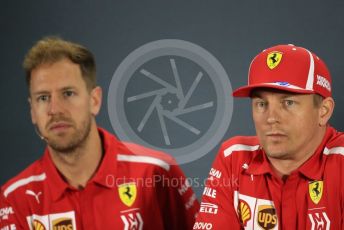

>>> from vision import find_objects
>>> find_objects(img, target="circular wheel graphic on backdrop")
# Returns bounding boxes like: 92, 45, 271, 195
108, 39, 233, 164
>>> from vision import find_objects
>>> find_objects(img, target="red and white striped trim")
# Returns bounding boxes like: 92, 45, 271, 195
224, 144, 260, 157
323, 147, 344, 156
117, 154, 170, 171
305, 49, 315, 90
3, 173, 46, 198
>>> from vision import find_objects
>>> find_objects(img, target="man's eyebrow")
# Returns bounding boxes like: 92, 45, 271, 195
31, 90, 50, 96
280, 94, 296, 99
60, 86, 77, 91
250, 91, 262, 98
31, 86, 77, 96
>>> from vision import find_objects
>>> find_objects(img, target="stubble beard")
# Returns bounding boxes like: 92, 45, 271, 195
48, 115, 93, 154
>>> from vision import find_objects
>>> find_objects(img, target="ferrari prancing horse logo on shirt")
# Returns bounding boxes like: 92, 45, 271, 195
309, 180, 323, 204
118, 182, 137, 207
267, 51, 283, 69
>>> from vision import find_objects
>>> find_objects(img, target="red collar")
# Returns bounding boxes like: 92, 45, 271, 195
298, 126, 335, 180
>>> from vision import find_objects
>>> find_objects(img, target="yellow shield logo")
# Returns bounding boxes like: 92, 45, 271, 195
267, 51, 283, 69
238, 199, 251, 227
309, 181, 323, 204
32, 219, 46, 230
118, 182, 137, 207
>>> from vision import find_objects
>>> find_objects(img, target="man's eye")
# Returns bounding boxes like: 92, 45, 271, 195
64, 91, 75, 97
284, 100, 294, 106
257, 101, 266, 108
37, 95, 49, 102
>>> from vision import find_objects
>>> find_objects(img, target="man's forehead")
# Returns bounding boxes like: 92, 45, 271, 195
30, 77, 85, 94
30, 62, 85, 92
30, 75, 83, 91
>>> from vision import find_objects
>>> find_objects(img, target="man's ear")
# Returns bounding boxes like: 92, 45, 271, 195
319, 97, 335, 126
90, 86, 102, 116
28, 97, 37, 124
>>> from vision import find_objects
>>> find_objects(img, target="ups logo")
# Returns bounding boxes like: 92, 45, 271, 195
257, 205, 277, 229
52, 218, 74, 230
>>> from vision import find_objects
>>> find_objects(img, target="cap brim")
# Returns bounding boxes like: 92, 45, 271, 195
232, 83, 315, 97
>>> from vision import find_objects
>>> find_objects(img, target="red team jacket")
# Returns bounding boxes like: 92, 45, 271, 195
194, 126, 344, 230
0, 128, 199, 230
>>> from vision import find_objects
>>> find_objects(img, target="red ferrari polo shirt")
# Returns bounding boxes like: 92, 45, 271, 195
0, 128, 199, 230
194, 126, 344, 230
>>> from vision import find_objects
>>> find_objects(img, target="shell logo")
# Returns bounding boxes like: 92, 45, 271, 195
32, 219, 46, 230
238, 199, 251, 227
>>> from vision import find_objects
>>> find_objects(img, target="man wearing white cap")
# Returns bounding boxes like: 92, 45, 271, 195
194, 44, 343, 229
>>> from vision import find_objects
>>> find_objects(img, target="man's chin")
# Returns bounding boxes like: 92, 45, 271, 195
265, 149, 290, 160
47, 139, 78, 154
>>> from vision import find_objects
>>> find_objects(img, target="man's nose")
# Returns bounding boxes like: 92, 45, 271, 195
47, 95, 64, 115
266, 103, 281, 124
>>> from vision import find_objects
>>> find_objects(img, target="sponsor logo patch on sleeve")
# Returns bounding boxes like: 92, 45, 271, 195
0, 207, 14, 221
0, 224, 16, 230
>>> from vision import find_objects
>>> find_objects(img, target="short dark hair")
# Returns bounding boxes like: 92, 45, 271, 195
313, 94, 324, 107
23, 36, 96, 91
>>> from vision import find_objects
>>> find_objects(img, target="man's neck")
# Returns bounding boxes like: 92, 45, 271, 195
269, 158, 305, 180
49, 125, 103, 189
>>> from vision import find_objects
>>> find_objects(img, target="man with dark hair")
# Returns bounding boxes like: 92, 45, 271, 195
194, 44, 343, 229
0, 37, 199, 230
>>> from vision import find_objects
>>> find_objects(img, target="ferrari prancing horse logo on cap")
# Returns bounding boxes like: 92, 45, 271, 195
267, 51, 283, 69
309, 180, 323, 204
